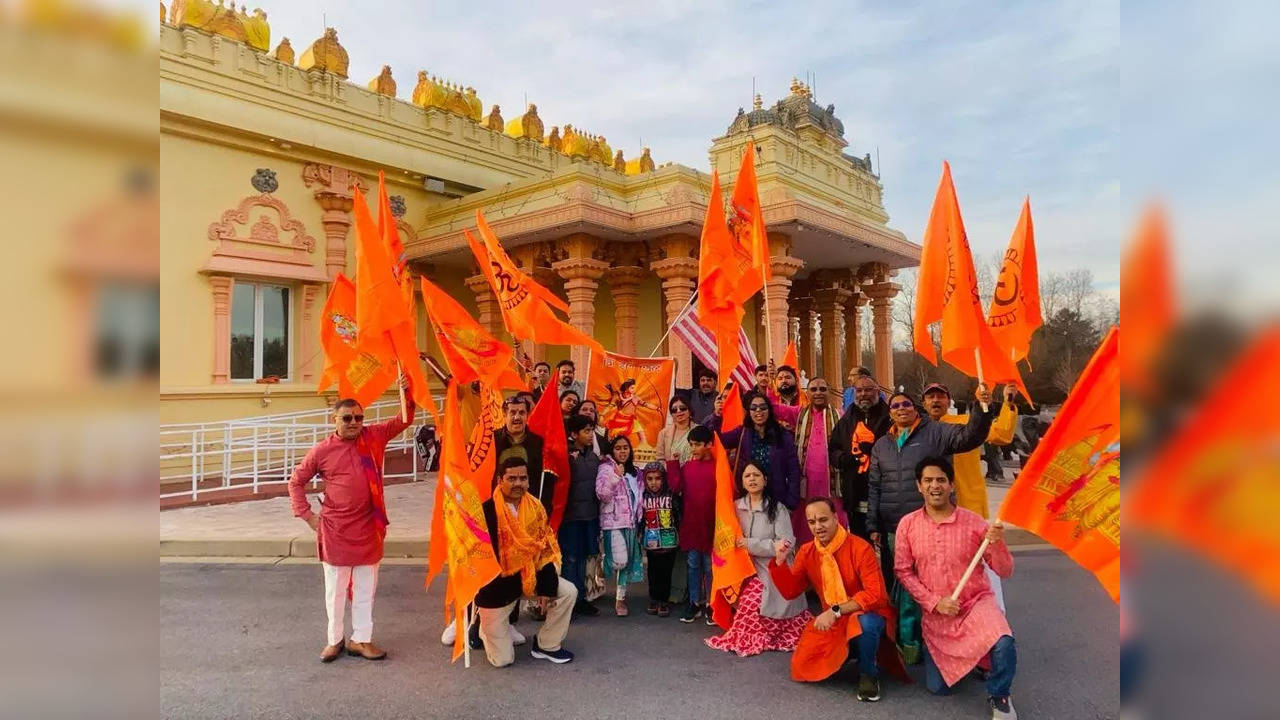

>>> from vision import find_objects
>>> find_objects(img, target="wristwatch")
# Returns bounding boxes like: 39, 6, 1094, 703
831, 604, 843, 618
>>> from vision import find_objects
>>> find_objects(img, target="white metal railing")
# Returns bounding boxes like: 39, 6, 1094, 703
159, 399, 436, 503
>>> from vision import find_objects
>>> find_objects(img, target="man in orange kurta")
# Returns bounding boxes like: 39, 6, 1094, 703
769, 498, 907, 702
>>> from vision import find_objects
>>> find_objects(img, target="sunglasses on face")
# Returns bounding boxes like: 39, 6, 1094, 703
748, 404, 770, 411
340, 414, 365, 423
672, 406, 688, 412
889, 401, 914, 410
808, 386, 829, 392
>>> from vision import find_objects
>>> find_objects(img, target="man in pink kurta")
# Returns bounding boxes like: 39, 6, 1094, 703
791, 377, 844, 544
288, 387, 414, 663
894, 456, 1019, 720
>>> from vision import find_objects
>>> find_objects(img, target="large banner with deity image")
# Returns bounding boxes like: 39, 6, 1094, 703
585, 351, 674, 465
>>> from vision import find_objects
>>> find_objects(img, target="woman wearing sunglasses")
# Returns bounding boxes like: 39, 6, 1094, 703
656, 396, 697, 464
866, 384, 997, 665
720, 390, 802, 511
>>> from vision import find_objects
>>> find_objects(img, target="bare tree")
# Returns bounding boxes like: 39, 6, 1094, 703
891, 268, 918, 348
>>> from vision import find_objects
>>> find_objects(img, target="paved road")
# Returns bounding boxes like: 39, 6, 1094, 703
161, 550, 1117, 719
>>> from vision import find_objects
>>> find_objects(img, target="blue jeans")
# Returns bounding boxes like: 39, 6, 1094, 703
925, 634, 1016, 698
850, 613, 886, 677
558, 519, 599, 601
686, 551, 712, 606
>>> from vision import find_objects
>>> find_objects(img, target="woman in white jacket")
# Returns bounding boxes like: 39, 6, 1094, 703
706, 461, 813, 656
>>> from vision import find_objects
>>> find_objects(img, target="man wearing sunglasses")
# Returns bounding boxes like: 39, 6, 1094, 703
866, 384, 996, 665
288, 376, 415, 664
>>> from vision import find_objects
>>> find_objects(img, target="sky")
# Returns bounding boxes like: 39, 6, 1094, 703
260, 0, 1279, 310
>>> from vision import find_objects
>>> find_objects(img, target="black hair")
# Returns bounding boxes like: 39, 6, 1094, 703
498, 456, 529, 477
556, 359, 575, 370
619, 379, 637, 394
754, 364, 769, 374
696, 366, 717, 381
888, 391, 917, 408
742, 390, 784, 439
559, 389, 581, 407
915, 456, 956, 482
503, 396, 529, 412
608, 435, 637, 477
534, 361, 551, 371
804, 496, 838, 514
669, 395, 690, 414
333, 398, 361, 412
776, 365, 797, 377
737, 460, 780, 522
687, 424, 714, 444
565, 414, 593, 436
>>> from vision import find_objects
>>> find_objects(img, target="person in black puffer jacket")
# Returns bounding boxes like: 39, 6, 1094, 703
867, 385, 996, 664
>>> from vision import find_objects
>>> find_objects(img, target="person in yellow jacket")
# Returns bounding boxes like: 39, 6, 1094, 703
920, 382, 1018, 517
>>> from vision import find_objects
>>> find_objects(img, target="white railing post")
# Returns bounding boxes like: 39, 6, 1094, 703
252, 425, 260, 494
190, 429, 199, 502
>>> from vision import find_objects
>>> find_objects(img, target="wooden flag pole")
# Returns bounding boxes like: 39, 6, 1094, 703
948, 520, 1004, 600
973, 347, 989, 413
463, 603, 472, 668
396, 362, 409, 422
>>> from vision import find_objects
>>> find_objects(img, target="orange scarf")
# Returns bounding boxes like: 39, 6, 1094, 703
493, 487, 562, 597
813, 524, 851, 608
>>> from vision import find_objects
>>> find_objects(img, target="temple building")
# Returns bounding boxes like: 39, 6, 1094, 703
159, 2, 919, 425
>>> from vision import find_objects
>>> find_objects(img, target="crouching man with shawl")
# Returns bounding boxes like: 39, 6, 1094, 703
473, 457, 577, 667
769, 498, 907, 703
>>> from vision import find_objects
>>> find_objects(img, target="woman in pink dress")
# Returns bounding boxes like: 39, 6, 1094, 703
706, 461, 813, 656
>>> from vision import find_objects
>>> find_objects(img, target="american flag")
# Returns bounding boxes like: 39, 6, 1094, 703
670, 293, 759, 388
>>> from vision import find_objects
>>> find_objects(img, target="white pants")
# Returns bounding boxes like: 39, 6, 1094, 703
607, 530, 630, 600
322, 563, 380, 645
986, 565, 1007, 613
477, 577, 577, 668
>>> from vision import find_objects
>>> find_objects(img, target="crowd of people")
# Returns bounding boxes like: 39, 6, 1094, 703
287, 359, 1030, 719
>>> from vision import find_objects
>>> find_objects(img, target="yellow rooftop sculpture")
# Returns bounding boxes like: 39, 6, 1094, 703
298, 27, 348, 78
169, 0, 270, 52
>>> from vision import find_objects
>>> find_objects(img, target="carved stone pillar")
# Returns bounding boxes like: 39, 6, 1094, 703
465, 274, 503, 339
844, 291, 868, 376
650, 244, 698, 388
210, 276, 233, 384
865, 282, 900, 389
606, 265, 647, 356
552, 240, 608, 371
813, 285, 853, 384
299, 283, 321, 382
302, 163, 365, 281
792, 295, 816, 378
764, 250, 805, 362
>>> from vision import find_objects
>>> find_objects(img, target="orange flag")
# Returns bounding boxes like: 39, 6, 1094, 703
987, 197, 1042, 363
352, 184, 436, 419
913, 162, 1029, 400
527, 382, 571, 530
720, 379, 745, 435
998, 326, 1119, 602
1129, 328, 1280, 604
729, 143, 771, 293
426, 382, 502, 661
316, 273, 363, 394
467, 212, 605, 356
1119, 205, 1175, 396
697, 171, 751, 386
419, 275, 523, 390
709, 434, 757, 628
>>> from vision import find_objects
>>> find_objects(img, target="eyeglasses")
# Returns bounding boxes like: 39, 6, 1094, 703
748, 404, 770, 411
889, 401, 914, 410
808, 386, 829, 392
672, 406, 688, 412
340, 414, 365, 423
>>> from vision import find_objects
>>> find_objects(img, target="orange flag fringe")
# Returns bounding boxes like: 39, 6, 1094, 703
709, 435, 757, 629
697, 171, 752, 386
987, 197, 1042, 363
316, 273, 364, 395
729, 143, 771, 293
998, 326, 1120, 602
913, 162, 1029, 400
1129, 328, 1280, 604
467, 212, 605, 356
1119, 205, 1175, 396
528, 380, 572, 530
426, 383, 502, 661
419, 275, 523, 390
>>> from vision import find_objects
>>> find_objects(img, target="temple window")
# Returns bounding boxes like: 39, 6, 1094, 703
95, 281, 160, 380
230, 281, 291, 381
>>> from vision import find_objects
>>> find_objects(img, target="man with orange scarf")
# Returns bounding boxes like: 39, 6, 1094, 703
472, 457, 577, 667
768, 498, 904, 703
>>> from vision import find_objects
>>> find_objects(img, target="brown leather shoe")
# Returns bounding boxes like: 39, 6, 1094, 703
320, 640, 343, 663
345, 640, 387, 660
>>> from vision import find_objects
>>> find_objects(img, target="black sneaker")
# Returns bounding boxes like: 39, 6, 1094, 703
988, 695, 1017, 719
704, 605, 717, 626
467, 621, 482, 650
572, 600, 599, 618
857, 674, 881, 702
680, 605, 698, 623
530, 639, 574, 664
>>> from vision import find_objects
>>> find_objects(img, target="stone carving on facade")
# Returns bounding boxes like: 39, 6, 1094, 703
298, 27, 348, 78
170, 0, 271, 52
723, 81, 845, 140
207, 193, 315, 255
412, 73, 479, 120
505, 103, 545, 142
485, 105, 504, 132
301, 163, 365, 197
464, 87, 483, 122
625, 147, 655, 174
250, 168, 278, 193
272, 37, 294, 64
546, 126, 562, 152
389, 195, 406, 217
612, 149, 626, 172
367, 65, 396, 96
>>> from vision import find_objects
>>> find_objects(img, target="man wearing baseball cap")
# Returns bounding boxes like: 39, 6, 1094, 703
920, 383, 1018, 519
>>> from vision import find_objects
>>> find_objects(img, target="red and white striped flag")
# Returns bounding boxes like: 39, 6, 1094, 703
671, 293, 758, 389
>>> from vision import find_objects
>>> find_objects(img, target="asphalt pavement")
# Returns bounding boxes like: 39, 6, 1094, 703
161, 549, 1117, 719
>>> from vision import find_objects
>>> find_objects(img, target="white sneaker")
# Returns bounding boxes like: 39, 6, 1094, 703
510, 626, 527, 646
989, 695, 1017, 720
440, 619, 457, 646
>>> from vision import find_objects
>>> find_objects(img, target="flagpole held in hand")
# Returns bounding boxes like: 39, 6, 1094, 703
973, 348, 989, 413
949, 536, 991, 601
397, 363, 408, 422
463, 603, 472, 669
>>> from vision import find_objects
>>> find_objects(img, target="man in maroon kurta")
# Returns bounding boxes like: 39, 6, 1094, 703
289, 383, 413, 662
